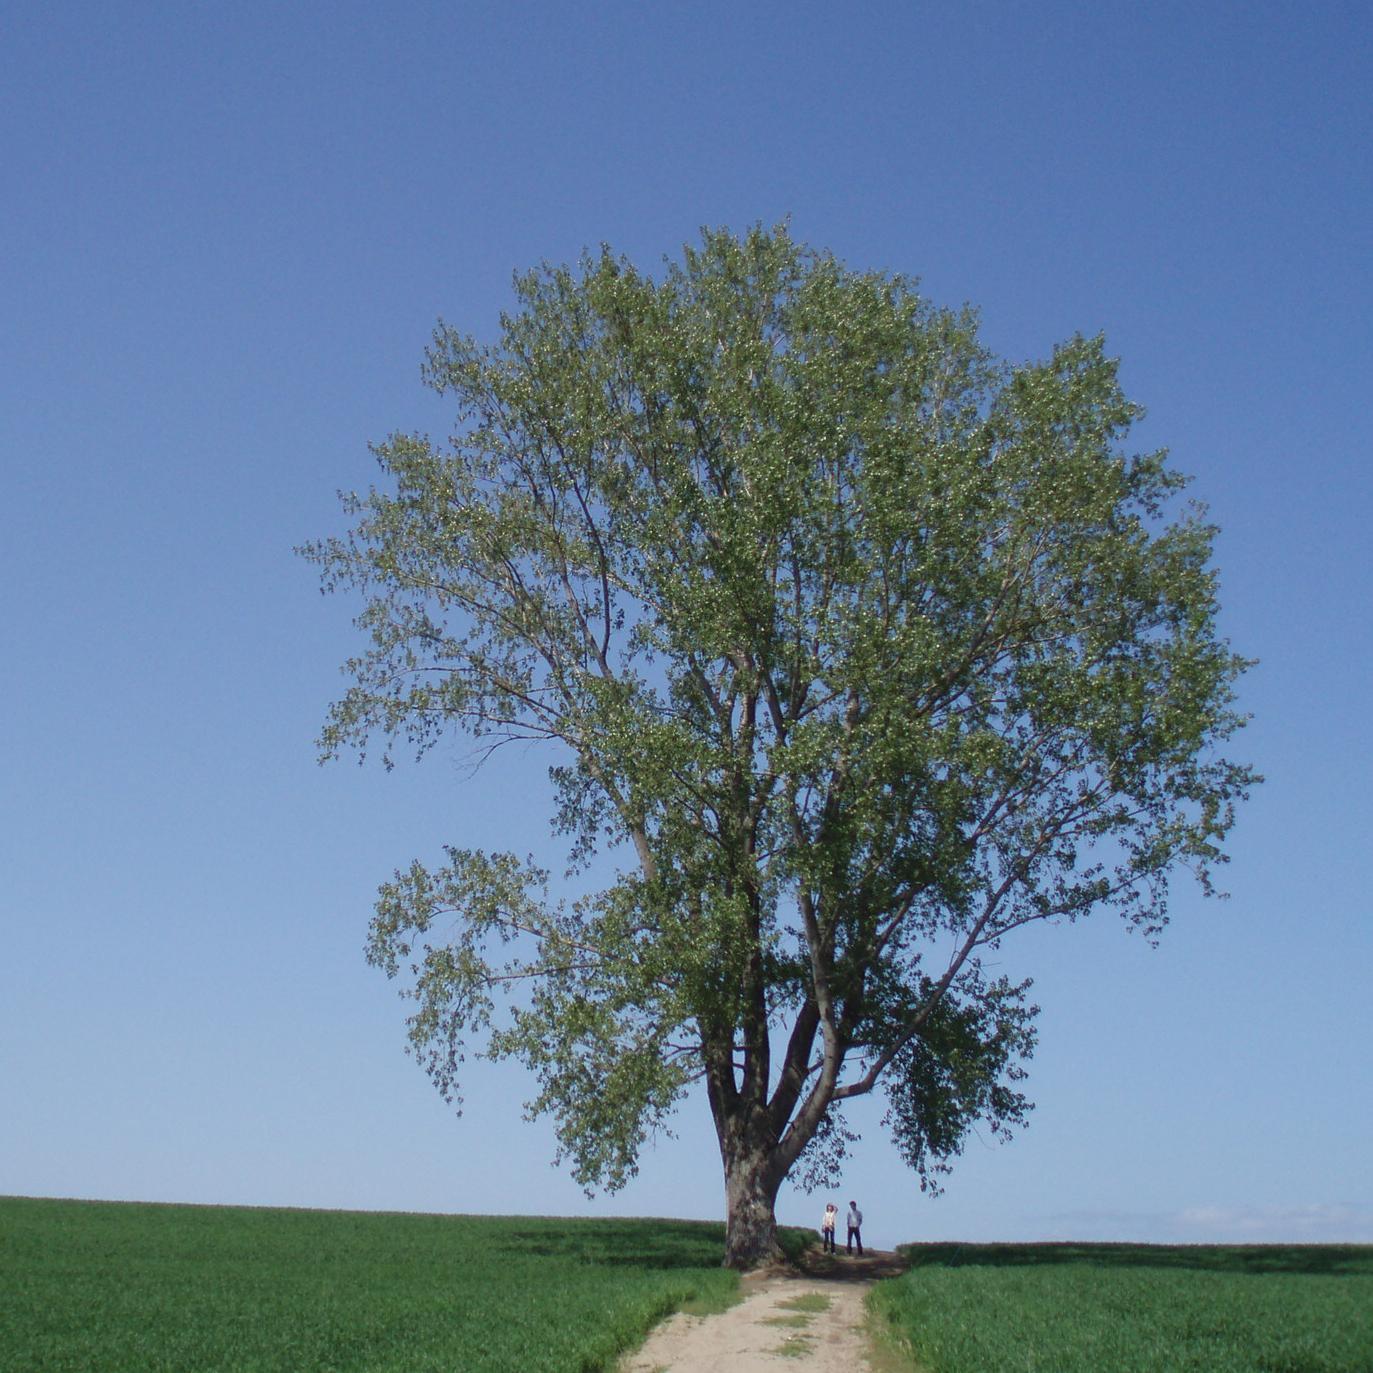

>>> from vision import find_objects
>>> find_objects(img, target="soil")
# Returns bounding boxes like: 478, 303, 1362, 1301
619, 1249, 910, 1373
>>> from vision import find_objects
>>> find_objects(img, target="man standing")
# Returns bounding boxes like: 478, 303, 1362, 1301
846, 1200, 863, 1256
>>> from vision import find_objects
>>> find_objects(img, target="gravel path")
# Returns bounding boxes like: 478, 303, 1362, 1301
619, 1251, 908, 1373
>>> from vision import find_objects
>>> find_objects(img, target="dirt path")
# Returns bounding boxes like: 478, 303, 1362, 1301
619, 1251, 908, 1373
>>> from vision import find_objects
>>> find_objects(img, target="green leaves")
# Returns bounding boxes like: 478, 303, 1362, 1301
881, 973, 1038, 1195
304, 223, 1255, 1216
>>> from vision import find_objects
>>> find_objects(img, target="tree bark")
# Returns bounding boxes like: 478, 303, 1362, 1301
706, 1024, 793, 1269
722, 1142, 785, 1269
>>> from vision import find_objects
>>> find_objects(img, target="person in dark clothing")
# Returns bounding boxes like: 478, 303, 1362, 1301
846, 1200, 863, 1255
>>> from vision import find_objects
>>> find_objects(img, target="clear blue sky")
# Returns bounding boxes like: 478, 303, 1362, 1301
3, 1, 1369, 1248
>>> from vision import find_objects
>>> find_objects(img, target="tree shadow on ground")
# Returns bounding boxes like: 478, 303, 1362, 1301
492, 1218, 731, 1269
792, 1248, 912, 1282
897, 1242, 1373, 1278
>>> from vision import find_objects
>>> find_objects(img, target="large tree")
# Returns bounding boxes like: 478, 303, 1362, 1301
304, 225, 1254, 1268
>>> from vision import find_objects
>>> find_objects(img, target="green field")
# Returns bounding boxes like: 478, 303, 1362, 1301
0, 1196, 745, 1372
868, 1242, 1373, 1373
11, 1201, 1371, 1372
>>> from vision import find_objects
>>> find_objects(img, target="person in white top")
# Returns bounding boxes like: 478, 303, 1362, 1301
821, 1202, 838, 1253
845, 1200, 863, 1256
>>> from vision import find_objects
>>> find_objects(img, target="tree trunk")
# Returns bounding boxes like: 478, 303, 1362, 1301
722, 1142, 786, 1269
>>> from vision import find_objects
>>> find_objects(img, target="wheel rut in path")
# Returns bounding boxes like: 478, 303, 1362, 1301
619, 1250, 909, 1373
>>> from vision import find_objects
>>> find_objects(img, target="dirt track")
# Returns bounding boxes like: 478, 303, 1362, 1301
619, 1250, 908, 1372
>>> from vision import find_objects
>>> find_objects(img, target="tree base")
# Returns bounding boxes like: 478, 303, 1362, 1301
723, 1165, 786, 1270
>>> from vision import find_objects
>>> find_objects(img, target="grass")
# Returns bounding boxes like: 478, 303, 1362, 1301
777, 1290, 831, 1313
867, 1242, 1373, 1373
0, 1196, 741, 1372
765, 1289, 831, 1359
24, 1197, 1358, 1372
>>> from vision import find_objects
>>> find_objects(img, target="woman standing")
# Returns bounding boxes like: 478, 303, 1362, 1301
821, 1202, 838, 1253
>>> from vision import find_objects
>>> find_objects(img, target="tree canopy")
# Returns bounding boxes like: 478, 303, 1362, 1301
303, 225, 1255, 1267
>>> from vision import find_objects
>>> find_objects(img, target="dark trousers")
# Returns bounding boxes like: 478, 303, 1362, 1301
847, 1226, 862, 1255
822, 1227, 835, 1253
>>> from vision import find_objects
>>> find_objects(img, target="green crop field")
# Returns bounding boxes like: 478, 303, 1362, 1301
868, 1242, 1373, 1373
0, 1196, 748, 1372
12, 1200, 1368, 1372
